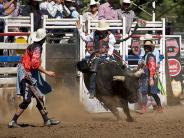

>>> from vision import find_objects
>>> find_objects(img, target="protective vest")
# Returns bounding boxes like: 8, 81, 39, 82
143, 52, 156, 78
93, 30, 109, 54
143, 52, 156, 65
21, 43, 42, 71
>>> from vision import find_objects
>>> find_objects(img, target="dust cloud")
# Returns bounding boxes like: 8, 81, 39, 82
46, 86, 91, 122
0, 86, 91, 124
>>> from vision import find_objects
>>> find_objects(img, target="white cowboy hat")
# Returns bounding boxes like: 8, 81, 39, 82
89, 0, 99, 6
120, 0, 131, 4
96, 20, 109, 31
65, 0, 75, 2
30, 28, 46, 42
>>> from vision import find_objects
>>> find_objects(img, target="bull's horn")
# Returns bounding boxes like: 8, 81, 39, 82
113, 76, 125, 81
134, 69, 144, 77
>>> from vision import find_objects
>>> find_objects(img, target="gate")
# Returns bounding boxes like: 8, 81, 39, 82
43, 16, 80, 95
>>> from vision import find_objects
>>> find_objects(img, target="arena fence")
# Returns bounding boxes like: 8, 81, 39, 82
0, 33, 29, 85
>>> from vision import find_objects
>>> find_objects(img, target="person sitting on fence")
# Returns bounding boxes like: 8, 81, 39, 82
137, 39, 163, 113
76, 20, 116, 99
8, 28, 60, 128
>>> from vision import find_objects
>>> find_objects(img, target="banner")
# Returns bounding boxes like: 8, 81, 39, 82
166, 35, 183, 97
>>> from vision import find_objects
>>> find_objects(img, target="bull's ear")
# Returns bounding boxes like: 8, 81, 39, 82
113, 76, 125, 82
134, 69, 144, 77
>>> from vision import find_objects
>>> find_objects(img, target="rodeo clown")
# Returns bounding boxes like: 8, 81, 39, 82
137, 37, 163, 113
76, 20, 116, 99
8, 28, 60, 128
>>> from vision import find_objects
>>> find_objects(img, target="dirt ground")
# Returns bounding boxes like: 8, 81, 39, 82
1, 89, 184, 138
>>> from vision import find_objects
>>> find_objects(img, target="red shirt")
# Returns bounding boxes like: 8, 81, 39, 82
22, 43, 42, 71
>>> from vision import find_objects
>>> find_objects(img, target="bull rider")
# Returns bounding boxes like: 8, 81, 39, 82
76, 20, 116, 99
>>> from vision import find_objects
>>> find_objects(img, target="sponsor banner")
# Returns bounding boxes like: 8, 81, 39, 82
166, 35, 183, 97
168, 59, 181, 77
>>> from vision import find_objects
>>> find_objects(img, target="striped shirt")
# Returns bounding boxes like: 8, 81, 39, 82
98, 2, 118, 20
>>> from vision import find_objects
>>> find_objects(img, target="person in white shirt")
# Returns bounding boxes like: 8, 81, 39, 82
40, 0, 52, 15
47, 0, 70, 19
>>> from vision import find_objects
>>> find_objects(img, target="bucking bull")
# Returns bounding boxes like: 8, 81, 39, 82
77, 61, 144, 122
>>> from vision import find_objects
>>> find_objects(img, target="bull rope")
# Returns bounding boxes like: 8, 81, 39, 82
113, 51, 129, 67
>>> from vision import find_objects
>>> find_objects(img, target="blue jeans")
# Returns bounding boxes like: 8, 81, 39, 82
89, 56, 107, 94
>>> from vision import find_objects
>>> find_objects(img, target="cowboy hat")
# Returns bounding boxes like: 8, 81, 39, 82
89, 0, 99, 6
144, 40, 154, 46
143, 40, 155, 52
120, 0, 131, 4
65, 0, 75, 2
96, 20, 109, 31
30, 28, 46, 42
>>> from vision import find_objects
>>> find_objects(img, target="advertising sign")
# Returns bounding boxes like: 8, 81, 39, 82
166, 35, 182, 97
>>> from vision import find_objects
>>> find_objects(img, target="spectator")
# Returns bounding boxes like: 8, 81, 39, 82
45, 0, 55, 17
118, 0, 146, 34
47, 0, 70, 19
21, 0, 42, 31
39, 0, 52, 15
83, 0, 99, 21
98, 0, 118, 20
65, 0, 79, 18
10, 0, 21, 17
0, 0, 16, 16
83, 0, 99, 33
118, 0, 135, 34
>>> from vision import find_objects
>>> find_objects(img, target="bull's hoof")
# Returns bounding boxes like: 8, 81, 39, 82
126, 117, 135, 122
